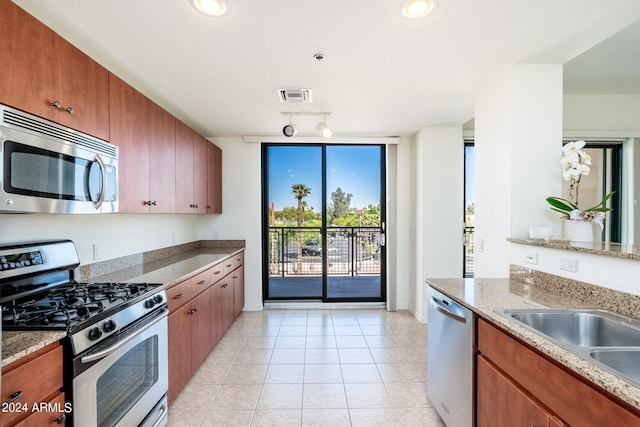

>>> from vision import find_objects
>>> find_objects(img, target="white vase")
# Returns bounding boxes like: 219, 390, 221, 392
563, 219, 594, 242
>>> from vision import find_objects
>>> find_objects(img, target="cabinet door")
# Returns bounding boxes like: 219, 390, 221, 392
207, 142, 222, 214
148, 102, 176, 213
232, 266, 244, 319
0, 1, 58, 122
168, 305, 192, 404
193, 134, 209, 214
477, 356, 550, 427
56, 36, 110, 140
210, 282, 224, 348
190, 291, 212, 371
175, 120, 195, 213
109, 74, 150, 213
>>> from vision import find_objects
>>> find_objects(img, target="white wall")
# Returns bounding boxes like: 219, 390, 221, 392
0, 214, 199, 265
564, 95, 640, 133
198, 137, 263, 311
474, 64, 563, 277
411, 127, 465, 322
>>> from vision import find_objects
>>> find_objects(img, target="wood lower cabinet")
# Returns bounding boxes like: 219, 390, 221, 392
1, 343, 66, 427
478, 318, 640, 427
0, 1, 109, 140
477, 356, 552, 427
167, 251, 244, 404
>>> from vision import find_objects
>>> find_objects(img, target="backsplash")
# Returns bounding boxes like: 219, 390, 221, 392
76, 240, 245, 281
510, 264, 640, 320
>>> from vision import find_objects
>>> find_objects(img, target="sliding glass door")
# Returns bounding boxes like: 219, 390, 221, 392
262, 144, 386, 302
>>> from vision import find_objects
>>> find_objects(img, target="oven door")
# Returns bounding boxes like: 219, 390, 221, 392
72, 309, 168, 427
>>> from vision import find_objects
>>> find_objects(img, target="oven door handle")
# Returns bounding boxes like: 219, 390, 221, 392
80, 309, 167, 364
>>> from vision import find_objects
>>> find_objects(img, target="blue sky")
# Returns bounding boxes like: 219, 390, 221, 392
267, 145, 381, 212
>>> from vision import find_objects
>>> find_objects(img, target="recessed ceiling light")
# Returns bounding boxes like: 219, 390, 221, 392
401, 0, 437, 19
192, 0, 228, 17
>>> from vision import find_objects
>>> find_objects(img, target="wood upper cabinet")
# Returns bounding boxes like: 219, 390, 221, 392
477, 356, 551, 427
148, 102, 176, 213
110, 74, 176, 213
0, 1, 109, 140
175, 120, 196, 213
207, 143, 222, 214
176, 122, 210, 213
109, 74, 150, 214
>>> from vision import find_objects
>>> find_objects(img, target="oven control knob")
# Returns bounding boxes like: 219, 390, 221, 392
153, 294, 164, 304
144, 298, 156, 309
88, 327, 103, 340
103, 320, 117, 333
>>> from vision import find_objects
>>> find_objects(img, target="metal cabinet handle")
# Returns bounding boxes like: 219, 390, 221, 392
55, 414, 67, 424
3, 391, 23, 405
173, 293, 184, 300
233, 276, 238, 279
51, 101, 61, 109
213, 270, 221, 275
144, 200, 157, 206
197, 280, 206, 285
65, 106, 74, 114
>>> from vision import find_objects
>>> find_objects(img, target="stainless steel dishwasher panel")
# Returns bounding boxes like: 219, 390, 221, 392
427, 286, 473, 427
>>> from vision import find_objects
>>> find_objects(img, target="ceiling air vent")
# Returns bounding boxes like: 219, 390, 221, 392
277, 89, 312, 103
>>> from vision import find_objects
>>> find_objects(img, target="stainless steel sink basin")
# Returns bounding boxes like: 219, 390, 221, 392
507, 310, 640, 347
589, 349, 640, 385
496, 308, 640, 386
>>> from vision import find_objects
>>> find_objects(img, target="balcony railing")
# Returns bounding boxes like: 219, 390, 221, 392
268, 226, 381, 277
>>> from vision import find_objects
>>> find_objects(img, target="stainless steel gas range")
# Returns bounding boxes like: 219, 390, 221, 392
0, 240, 168, 427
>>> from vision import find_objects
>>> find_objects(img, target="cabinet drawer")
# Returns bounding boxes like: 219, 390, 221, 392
232, 251, 244, 270
190, 269, 211, 297
210, 262, 225, 284
478, 318, 640, 426
222, 257, 235, 277
14, 393, 66, 427
1, 346, 63, 426
166, 280, 191, 312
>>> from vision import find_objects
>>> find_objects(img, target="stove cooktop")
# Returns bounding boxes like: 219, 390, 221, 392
1, 281, 162, 331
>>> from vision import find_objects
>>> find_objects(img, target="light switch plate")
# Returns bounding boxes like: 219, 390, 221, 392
524, 252, 538, 265
560, 259, 578, 272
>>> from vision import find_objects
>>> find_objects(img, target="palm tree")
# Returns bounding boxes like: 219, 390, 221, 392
292, 183, 311, 273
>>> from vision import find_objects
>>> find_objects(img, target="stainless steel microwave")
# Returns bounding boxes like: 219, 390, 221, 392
0, 104, 118, 214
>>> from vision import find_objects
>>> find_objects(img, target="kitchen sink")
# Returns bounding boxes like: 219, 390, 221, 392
589, 349, 640, 385
496, 308, 640, 386
506, 310, 640, 347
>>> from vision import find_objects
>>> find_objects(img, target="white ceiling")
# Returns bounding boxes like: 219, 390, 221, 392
13, 0, 640, 138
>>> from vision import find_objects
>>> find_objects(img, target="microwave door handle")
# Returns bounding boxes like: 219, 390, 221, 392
93, 154, 107, 209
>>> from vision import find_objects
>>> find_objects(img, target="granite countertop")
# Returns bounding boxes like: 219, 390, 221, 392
2, 245, 244, 368
425, 278, 640, 411
509, 237, 640, 261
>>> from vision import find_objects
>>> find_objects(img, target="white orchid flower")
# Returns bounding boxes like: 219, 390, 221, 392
578, 151, 591, 165
562, 168, 581, 181
560, 153, 579, 169
562, 140, 586, 154
578, 163, 590, 175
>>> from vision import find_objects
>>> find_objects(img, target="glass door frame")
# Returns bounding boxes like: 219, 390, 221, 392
261, 142, 387, 303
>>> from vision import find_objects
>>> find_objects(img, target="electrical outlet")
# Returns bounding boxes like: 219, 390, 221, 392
524, 252, 538, 265
92, 244, 101, 261
560, 259, 578, 272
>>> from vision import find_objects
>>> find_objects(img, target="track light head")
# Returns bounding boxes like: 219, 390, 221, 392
282, 124, 297, 137
316, 121, 332, 138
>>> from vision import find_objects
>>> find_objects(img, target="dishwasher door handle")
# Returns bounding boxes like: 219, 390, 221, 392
430, 296, 467, 324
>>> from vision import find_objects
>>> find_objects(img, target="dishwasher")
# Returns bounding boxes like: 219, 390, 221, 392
427, 286, 474, 427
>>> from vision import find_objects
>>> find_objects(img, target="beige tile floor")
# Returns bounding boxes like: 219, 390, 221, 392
168, 308, 446, 426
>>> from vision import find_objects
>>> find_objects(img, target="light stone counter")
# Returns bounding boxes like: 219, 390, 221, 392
2, 241, 245, 368
425, 277, 640, 411
2, 330, 65, 367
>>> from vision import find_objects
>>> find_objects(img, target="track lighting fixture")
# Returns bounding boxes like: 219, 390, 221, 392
282, 114, 297, 137
280, 112, 333, 138
316, 117, 332, 138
